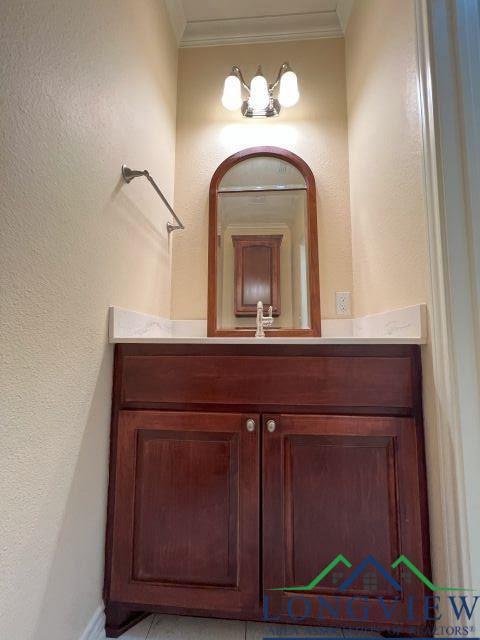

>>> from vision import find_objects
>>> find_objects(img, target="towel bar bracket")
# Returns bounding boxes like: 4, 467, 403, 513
121, 164, 185, 233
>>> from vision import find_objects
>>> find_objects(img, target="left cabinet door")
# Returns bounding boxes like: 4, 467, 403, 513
109, 410, 260, 614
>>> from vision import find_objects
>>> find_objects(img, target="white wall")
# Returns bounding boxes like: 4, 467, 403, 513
0, 1, 177, 638
419, 0, 480, 626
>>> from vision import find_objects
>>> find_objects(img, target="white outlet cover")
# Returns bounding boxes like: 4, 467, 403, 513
336, 291, 352, 316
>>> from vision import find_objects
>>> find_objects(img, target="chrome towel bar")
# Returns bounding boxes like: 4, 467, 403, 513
121, 164, 185, 233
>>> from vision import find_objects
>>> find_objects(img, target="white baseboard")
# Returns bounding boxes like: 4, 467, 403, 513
79, 605, 105, 640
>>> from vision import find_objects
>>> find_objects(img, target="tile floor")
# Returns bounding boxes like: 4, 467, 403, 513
121, 614, 381, 639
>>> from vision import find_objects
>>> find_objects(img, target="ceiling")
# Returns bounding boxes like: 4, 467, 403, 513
165, 0, 354, 48
219, 191, 305, 231
180, 0, 337, 22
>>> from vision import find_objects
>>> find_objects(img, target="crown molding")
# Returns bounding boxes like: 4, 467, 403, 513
336, 0, 354, 33
165, 0, 186, 45
179, 11, 343, 48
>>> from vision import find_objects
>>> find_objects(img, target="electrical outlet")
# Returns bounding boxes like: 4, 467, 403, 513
335, 291, 351, 316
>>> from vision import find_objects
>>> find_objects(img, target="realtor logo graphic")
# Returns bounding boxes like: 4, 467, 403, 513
263, 553, 479, 635
269, 554, 476, 593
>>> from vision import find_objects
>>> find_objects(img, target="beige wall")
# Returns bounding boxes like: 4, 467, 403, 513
345, 0, 428, 316
171, 39, 353, 320
0, 1, 177, 639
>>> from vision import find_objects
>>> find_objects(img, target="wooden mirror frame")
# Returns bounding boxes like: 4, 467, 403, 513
208, 146, 321, 337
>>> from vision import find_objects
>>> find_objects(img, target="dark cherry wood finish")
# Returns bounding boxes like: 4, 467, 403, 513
109, 411, 259, 611
208, 147, 321, 337
232, 234, 283, 316
120, 352, 413, 410
104, 343, 430, 637
263, 414, 429, 628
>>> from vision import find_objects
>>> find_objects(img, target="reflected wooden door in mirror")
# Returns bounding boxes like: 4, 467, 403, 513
208, 147, 321, 337
233, 234, 282, 317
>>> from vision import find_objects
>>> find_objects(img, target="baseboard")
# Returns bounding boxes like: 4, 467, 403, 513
79, 605, 106, 640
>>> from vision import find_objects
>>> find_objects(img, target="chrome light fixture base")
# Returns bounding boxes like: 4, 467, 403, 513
241, 97, 281, 118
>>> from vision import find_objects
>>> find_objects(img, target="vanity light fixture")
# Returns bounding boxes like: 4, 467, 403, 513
221, 62, 300, 118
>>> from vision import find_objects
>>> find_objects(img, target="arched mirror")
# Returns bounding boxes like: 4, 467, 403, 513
208, 147, 321, 336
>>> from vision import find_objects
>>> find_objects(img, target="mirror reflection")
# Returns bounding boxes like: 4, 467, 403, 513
216, 156, 310, 331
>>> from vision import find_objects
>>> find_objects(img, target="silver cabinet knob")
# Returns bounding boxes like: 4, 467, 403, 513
246, 418, 256, 432
266, 419, 276, 433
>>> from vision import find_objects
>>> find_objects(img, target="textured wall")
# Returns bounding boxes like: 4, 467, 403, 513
171, 39, 353, 320
0, 1, 177, 638
345, 0, 428, 316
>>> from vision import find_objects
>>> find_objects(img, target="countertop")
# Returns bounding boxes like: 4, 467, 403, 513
108, 305, 427, 345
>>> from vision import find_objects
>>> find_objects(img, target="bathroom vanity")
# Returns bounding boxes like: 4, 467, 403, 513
104, 148, 430, 637
103, 340, 430, 637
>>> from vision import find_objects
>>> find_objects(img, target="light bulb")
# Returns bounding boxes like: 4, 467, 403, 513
222, 74, 242, 111
279, 69, 299, 107
248, 69, 270, 111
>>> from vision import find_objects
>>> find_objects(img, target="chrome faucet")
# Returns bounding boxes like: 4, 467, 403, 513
255, 301, 274, 338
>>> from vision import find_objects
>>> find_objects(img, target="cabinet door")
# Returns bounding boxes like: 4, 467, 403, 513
232, 234, 282, 316
262, 414, 429, 628
110, 411, 260, 614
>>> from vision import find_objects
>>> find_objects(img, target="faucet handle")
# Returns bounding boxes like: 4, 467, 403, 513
268, 305, 273, 318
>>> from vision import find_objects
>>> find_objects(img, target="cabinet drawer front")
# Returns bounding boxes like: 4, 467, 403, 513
121, 354, 414, 410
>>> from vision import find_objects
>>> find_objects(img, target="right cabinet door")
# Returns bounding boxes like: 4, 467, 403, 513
262, 414, 429, 630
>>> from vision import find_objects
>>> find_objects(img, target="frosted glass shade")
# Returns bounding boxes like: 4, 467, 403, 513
222, 74, 242, 111
278, 70, 300, 107
248, 72, 270, 111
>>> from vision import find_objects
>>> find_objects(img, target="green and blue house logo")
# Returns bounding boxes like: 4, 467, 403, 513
263, 554, 479, 639
270, 554, 476, 593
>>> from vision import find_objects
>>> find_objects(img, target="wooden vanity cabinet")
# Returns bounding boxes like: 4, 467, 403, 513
104, 344, 430, 638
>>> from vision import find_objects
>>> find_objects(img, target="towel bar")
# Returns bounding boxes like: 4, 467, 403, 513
122, 164, 184, 233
